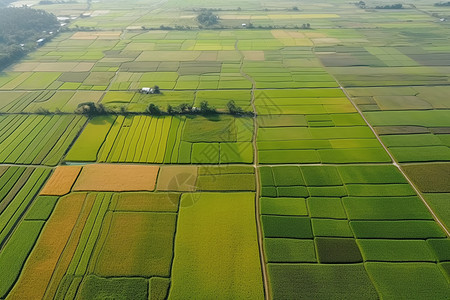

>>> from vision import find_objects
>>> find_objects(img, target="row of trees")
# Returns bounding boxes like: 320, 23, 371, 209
196, 10, 219, 27
73, 101, 253, 117
148, 100, 253, 116
375, 4, 403, 9
435, 1, 450, 6
356, 1, 403, 9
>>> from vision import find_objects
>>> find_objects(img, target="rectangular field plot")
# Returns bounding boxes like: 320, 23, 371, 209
169, 192, 263, 299
72, 164, 159, 192
195, 166, 255, 191
268, 264, 378, 299
257, 113, 389, 164
254, 89, 353, 116
94, 211, 176, 277
365, 263, 450, 299
0, 115, 86, 166
362, 110, 450, 162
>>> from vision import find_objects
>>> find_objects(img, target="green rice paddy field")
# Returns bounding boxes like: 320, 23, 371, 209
0, 0, 449, 299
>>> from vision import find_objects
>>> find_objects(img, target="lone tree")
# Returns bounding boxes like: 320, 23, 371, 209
147, 103, 162, 115
227, 100, 244, 115
196, 10, 219, 26
301, 23, 311, 29
153, 85, 160, 94
199, 101, 216, 114
167, 104, 174, 115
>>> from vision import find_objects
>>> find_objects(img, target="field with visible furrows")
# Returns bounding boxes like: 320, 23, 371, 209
0, 0, 449, 299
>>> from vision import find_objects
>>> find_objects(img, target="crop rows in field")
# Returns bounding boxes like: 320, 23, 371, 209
65, 115, 253, 164
0, 167, 51, 246
0, 115, 86, 166
0, 166, 53, 298
259, 165, 449, 299
0, 90, 105, 114
255, 89, 390, 164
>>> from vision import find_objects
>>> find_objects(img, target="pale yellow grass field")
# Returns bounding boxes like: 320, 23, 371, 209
72, 164, 159, 191
242, 51, 265, 61
156, 166, 197, 192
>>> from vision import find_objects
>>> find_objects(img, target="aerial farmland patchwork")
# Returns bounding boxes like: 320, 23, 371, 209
0, 0, 449, 299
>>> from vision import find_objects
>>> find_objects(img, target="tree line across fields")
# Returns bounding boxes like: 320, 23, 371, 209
74, 100, 254, 117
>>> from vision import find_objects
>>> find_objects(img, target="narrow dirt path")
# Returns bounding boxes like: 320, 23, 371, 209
339, 85, 450, 237
235, 40, 271, 300
311, 39, 449, 236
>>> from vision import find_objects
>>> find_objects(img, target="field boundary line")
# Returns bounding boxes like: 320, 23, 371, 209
311, 37, 450, 236
340, 86, 449, 237
330, 76, 450, 237
236, 40, 270, 300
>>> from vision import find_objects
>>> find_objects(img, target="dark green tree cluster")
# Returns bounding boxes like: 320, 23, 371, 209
75, 102, 108, 115
0, 7, 59, 69
435, 1, 450, 6
147, 101, 217, 116
227, 100, 254, 116
375, 4, 403, 9
196, 10, 219, 27
146, 100, 254, 117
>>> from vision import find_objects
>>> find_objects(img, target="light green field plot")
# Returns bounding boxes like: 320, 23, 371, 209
95, 212, 176, 277
65, 115, 115, 162
257, 131, 388, 163
264, 238, 316, 263
196, 166, 255, 191
112, 192, 180, 212
169, 193, 263, 299
16, 72, 61, 90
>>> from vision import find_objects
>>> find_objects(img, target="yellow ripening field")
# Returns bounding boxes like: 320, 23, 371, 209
40, 165, 82, 196
72, 164, 159, 191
